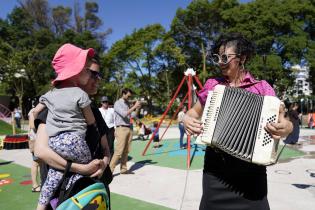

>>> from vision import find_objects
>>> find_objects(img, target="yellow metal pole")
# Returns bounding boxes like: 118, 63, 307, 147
12, 113, 16, 135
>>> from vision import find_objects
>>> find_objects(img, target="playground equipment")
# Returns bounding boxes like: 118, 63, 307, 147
0, 104, 11, 123
142, 68, 203, 168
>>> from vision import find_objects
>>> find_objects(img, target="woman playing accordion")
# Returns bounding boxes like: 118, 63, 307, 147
183, 33, 293, 210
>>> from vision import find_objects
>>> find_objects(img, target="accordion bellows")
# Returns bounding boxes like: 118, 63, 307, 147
196, 85, 280, 165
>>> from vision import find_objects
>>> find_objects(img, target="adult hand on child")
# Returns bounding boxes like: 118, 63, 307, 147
90, 159, 108, 178
79, 159, 102, 176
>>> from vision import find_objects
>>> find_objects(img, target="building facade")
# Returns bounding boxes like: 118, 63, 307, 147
291, 64, 312, 97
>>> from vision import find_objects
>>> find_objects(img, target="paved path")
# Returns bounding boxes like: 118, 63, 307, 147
1, 127, 315, 210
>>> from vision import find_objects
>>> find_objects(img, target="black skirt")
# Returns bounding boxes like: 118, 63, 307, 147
200, 147, 270, 210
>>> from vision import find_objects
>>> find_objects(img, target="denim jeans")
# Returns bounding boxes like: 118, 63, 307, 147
15, 117, 21, 128
179, 123, 185, 147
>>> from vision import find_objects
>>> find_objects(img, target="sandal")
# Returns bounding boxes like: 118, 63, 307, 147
32, 185, 41, 192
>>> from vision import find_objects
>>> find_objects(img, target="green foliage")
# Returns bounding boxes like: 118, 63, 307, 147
0, 120, 24, 135
221, 0, 315, 90
105, 24, 186, 111
52, 6, 72, 35
0, 0, 108, 110
167, 0, 315, 99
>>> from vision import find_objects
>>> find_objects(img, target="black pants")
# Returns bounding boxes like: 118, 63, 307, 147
199, 172, 269, 210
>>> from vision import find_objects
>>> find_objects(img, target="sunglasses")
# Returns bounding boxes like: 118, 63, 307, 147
211, 53, 240, 65
86, 68, 102, 80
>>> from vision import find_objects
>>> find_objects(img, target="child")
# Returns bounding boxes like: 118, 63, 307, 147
151, 122, 160, 148
136, 120, 145, 140
32, 43, 97, 210
309, 115, 314, 129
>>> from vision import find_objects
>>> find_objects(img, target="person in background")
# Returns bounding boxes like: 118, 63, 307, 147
178, 106, 187, 149
136, 119, 151, 141
129, 107, 137, 141
135, 120, 144, 140
109, 88, 141, 174
284, 102, 300, 144
14, 107, 22, 129
183, 33, 293, 210
151, 121, 160, 148
99, 96, 115, 157
309, 114, 314, 129
28, 107, 41, 193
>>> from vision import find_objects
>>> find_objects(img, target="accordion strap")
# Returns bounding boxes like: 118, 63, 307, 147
238, 81, 260, 88
57, 160, 73, 205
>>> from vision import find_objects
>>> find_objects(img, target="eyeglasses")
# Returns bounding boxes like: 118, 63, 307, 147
86, 68, 102, 80
211, 53, 240, 65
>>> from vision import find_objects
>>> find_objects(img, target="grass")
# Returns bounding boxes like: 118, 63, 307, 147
0, 120, 25, 135
0, 160, 173, 210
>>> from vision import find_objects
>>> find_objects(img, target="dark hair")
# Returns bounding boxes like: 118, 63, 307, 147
121, 88, 133, 95
88, 53, 100, 65
290, 102, 299, 109
153, 121, 158, 127
212, 33, 255, 63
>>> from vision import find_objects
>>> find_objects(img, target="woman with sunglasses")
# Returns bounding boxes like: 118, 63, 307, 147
32, 43, 111, 210
183, 33, 293, 210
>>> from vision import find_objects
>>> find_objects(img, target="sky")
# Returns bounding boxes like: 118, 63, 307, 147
0, 0, 252, 48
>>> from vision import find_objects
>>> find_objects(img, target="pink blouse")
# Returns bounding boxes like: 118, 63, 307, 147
197, 72, 276, 106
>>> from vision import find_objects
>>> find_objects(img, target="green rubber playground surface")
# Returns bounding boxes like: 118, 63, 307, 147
278, 146, 305, 161
0, 160, 173, 210
0, 140, 304, 209
129, 138, 205, 170
129, 138, 305, 170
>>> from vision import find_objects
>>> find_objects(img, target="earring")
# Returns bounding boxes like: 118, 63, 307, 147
240, 63, 245, 71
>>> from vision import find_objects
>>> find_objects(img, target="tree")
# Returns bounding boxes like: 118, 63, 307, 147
170, 0, 239, 82
104, 24, 185, 111
84, 1, 102, 32
73, 0, 111, 50
221, 0, 314, 94
0, 1, 108, 112
52, 6, 72, 35
169, 0, 315, 97
18, 0, 52, 30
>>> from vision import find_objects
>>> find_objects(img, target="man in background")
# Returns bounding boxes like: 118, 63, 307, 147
109, 88, 141, 174
178, 106, 187, 149
99, 96, 115, 157
14, 107, 22, 128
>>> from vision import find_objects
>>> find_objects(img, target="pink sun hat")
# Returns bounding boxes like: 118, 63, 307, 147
51, 43, 95, 85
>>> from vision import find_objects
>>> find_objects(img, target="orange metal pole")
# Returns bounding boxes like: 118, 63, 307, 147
193, 75, 204, 89
142, 76, 187, 156
159, 93, 188, 141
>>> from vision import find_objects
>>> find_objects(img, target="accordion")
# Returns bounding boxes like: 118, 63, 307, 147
196, 85, 280, 165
